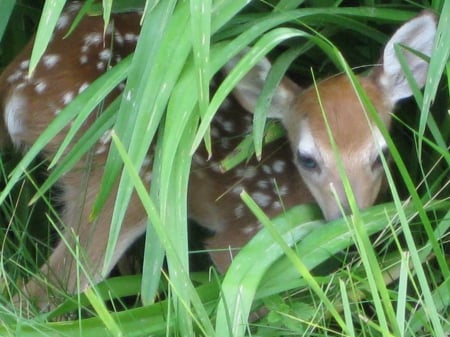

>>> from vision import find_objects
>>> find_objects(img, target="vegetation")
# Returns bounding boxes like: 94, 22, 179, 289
0, 0, 448, 336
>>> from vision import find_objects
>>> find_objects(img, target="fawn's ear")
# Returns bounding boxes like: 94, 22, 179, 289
224, 54, 301, 120
373, 11, 437, 104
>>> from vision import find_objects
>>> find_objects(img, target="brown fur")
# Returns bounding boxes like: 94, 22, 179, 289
0, 5, 436, 312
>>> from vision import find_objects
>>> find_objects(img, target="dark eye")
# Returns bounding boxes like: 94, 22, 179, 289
297, 151, 318, 170
373, 147, 390, 170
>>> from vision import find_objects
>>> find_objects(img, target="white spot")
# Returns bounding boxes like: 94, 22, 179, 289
114, 32, 124, 45
78, 82, 89, 94
210, 163, 222, 173
231, 185, 244, 195
99, 49, 112, 61
140, 157, 153, 182
256, 180, 269, 189
96, 61, 106, 71
124, 33, 139, 43
84, 32, 103, 47
262, 165, 272, 175
34, 80, 47, 93
272, 160, 286, 173
272, 201, 282, 210
62, 91, 74, 105
277, 185, 288, 196
241, 225, 258, 235
251, 192, 272, 208
234, 204, 245, 219
144, 171, 152, 183
7, 70, 23, 83
80, 55, 88, 64
56, 14, 70, 30
118, 82, 126, 91
4, 92, 26, 144
67, 2, 82, 12
242, 166, 257, 179
193, 154, 206, 166
100, 129, 113, 145
20, 60, 30, 70
222, 120, 235, 133
96, 144, 107, 154
142, 156, 152, 168
42, 54, 60, 69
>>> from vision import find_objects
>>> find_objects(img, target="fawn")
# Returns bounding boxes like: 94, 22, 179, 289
0, 3, 436, 312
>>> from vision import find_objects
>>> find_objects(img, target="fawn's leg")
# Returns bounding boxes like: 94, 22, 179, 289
19, 165, 148, 312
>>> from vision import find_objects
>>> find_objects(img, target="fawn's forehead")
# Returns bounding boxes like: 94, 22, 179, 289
292, 74, 388, 151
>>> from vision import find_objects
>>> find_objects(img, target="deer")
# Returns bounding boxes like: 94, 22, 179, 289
0, 2, 437, 314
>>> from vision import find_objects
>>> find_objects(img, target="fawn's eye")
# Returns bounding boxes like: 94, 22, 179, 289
297, 151, 318, 171
372, 147, 390, 170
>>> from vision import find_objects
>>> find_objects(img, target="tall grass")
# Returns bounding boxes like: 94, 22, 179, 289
0, 0, 448, 336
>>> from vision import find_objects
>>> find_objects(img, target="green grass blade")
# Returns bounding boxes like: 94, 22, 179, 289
28, 0, 66, 74
85, 287, 123, 336
192, 27, 313, 153
241, 191, 349, 335
110, 132, 215, 336
396, 252, 409, 337
420, 4, 450, 144
99, 0, 178, 279
29, 98, 119, 205
190, 0, 211, 118
0, 0, 15, 42
340, 279, 356, 337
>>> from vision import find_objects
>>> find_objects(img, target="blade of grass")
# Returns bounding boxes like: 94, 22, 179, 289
98, 0, 178, 283
420, 4, 449, 146
340, 279, 356, 337
240, 191, 349, 336
190, 0, 211, 147
30, 98, 119, 205
28, 0, 67, 74
252, 47, 300, 159
0, 0, 15, 42
214, 200, 323, 337
396, 252, 409, 337
191, 27, 314, 153
110, 132, 215, 336
311, 55, 398, 334
84, 287, 122, 336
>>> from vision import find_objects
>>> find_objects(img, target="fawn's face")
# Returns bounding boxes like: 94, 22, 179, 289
285, 75, 391, 220
230, 11, 436, 221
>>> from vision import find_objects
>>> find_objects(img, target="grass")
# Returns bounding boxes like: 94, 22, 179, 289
0, 0, 449, 336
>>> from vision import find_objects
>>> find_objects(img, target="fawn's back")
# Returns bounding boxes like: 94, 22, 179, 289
0, 2, 436, 312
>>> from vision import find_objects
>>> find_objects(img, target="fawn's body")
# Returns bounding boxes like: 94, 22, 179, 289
0, 3, 436, 311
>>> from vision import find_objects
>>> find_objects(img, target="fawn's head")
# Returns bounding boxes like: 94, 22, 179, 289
227, 11, 436, 220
